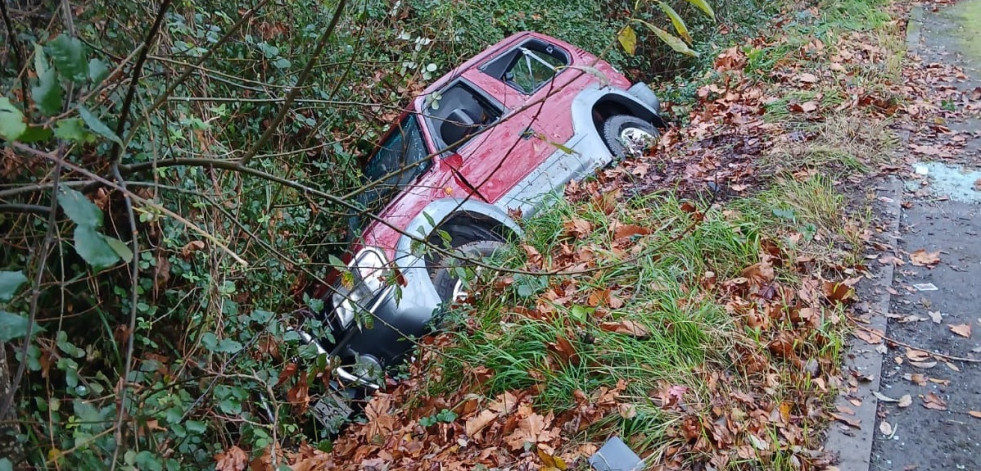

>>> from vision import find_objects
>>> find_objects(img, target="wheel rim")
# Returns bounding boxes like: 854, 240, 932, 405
619, 127, 655, 156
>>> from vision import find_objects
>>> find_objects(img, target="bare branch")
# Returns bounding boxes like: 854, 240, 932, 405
110, 0, 171, 164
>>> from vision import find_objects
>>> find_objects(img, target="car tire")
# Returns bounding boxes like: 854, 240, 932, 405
432, 240, 506, 303
602, 114, 659, 158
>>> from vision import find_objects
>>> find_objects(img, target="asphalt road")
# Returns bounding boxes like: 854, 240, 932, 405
869, 1, 981, 470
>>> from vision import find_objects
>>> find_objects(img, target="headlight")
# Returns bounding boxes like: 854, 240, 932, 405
330, 248, 389, 329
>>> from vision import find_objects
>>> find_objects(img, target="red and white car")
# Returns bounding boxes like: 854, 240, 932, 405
305, 32, 664, 410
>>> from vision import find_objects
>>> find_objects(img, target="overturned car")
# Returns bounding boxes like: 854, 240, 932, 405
303, 31, 665, 425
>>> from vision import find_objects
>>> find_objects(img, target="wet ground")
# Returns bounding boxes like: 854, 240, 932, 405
869, 1, 981, 470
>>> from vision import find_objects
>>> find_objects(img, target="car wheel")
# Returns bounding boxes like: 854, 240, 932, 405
602, 115, 659, 158
433, 240, 506, 304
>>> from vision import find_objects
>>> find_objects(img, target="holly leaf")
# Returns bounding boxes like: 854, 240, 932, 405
57, 187, 103, 228
48, 34, 88, 83
78, 106, 122, 145
0, 271, 29, 302
32, 67, 63, 116
0, 97, 27, 141
73, 226, 122, 270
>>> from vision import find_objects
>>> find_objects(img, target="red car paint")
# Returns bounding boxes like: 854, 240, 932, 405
358, 32, 633, 259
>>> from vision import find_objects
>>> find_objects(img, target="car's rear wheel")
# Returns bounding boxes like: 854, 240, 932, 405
433, 240, 506, 303
602, 114, 659, 158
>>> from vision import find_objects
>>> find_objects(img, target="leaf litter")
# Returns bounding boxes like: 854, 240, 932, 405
226, 2, 959, 469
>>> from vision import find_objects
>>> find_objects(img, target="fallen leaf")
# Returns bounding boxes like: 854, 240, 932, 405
618, 403, 637, 419
906, 349, 931, 361
831, 413, 861, 428
898, 394, 912, 408
613, 223, 651, 240
909, 361, 937, 369
969, 411, 981, 419
909, 249, 941, 267
949, 323, 971, 338
797, 72, 819, 83
465, 410, 499, 437
181, 240, 206, 258
599, 320, 650, 337
873, 391, 898, 403
922, 392, 947, 411
215, 445, 248, 471
928, 311, 942, 324
748, 433, 770, 450
855, 328, 883, 345
879, 420, 893, 436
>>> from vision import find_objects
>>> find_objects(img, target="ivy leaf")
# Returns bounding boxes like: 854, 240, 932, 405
88, 58, 109, 84
618, 25, 637, 56
658, 2, 692, 44
0, 97, 27, 141
104, 236, 134, 263
0, 271, 29, 302
32, 67, 63, 116
54, 118, 93, 143
57, 187, 103, 228
73, 226, 122, 270
685, 0, 716, 20
0, 310, 36, 342
78, 106, 122, 145
48, 34, 88, 83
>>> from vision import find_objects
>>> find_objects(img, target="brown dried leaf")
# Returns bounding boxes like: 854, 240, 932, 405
969, 411, 981, 419
949, 323, 971, 338
909, 249, 941, 267
215, 445, 248, 471
854, 328, 883, 345
613, 223, 651, 240
599, 320, 650, 338
923, 392, 947, 411
181, 240, 206, 258
898, 394, 913, 408
465, 409, 499, 437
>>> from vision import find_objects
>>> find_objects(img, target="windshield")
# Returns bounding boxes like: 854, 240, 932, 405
349, 115, 430, 237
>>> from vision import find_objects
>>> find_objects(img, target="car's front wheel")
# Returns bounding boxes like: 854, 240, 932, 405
602, 114, 659, 158
432, 240, 506, 304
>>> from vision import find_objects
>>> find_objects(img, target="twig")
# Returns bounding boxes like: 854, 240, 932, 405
107, 162, 142, 469
12, 143, 249, 266
851, 319, 981, 363
0, 147, 64, 420
238, 0, 347, 166
120, 0, 275, 151
110, 0, 171, 164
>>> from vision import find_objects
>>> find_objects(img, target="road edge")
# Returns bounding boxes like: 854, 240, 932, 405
821, 4, 922, 469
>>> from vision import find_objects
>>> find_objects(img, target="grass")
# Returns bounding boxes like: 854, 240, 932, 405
414, 185, 855, 464
328, 0, 906, 468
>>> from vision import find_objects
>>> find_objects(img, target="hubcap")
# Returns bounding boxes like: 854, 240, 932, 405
619, 127, 655, 156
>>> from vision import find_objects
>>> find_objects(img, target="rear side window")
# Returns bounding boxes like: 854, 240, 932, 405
480, 38, 570, 94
